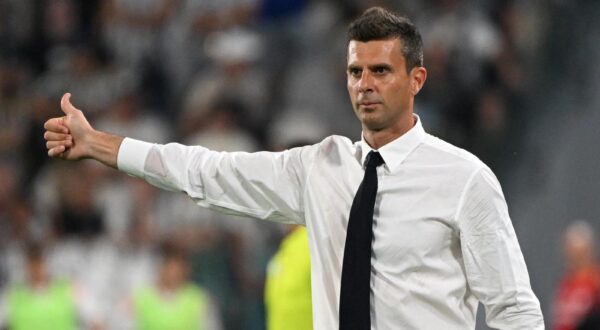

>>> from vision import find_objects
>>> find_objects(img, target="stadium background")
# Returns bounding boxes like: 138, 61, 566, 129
1, 0, 600, 329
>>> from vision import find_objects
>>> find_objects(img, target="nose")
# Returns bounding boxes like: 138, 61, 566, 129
357, 71, 374, 93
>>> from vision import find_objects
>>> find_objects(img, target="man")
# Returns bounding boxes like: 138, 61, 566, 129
43, 7, 544, 329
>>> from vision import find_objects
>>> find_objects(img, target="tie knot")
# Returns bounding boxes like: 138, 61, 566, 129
365, 151, 385, 168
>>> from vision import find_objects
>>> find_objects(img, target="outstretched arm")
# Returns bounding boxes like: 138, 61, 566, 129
44, 93, 124, 168
45, 93, 317, 224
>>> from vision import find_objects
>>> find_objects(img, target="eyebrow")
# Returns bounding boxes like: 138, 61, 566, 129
347, 63, 393, 71
368, 63, 393, 71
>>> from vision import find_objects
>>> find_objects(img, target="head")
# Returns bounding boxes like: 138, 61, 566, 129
346, 7, 427, 135
158, 243, 190, 290
563, 221, 597, 271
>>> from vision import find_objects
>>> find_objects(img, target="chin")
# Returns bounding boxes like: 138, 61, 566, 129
361, 118, 387, 131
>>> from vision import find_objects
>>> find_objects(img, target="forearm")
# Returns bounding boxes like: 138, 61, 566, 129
86, 130, 124, 169
117, 138, 312, 223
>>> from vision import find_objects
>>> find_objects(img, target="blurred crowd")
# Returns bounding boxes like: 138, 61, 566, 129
0, 0, 589, 329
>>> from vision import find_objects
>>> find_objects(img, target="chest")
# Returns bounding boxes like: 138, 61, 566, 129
305, 162, 461, 267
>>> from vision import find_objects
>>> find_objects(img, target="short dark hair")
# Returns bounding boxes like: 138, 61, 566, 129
159, 240, 189, 264
347, 7, 423, 71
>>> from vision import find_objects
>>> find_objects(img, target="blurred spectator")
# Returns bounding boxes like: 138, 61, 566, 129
128, 242, 222, 330
180, 28, 268, 139
161, 0, 258, 92
21, 92, 57, 190
0, 243, 101, 330
553, 221, 600, 330
52, 162, 105, 239
101, 0, 176, 68
0, 58, 29, 159
33, 42, 132, 117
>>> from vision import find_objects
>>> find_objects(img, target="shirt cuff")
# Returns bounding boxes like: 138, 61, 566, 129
117, 137, 153, 177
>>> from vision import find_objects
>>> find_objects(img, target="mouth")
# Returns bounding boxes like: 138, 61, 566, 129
357, 101, 382, 109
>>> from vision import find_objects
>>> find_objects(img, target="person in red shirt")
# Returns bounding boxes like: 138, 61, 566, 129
554, 221, 600, 330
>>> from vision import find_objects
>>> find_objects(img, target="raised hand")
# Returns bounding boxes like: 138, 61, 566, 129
44, 93, 94, 160
44, 93, 123, 168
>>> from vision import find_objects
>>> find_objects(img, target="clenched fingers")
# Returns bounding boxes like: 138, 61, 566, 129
48, 145, 67, 157
44, 117, 69, 134
44, 131, 72, 142
46, 140, 72, 150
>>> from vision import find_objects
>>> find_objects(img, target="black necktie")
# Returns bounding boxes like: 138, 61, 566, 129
339, 151, 385, 330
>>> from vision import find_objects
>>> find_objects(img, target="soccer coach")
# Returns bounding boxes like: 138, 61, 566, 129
44, 7, 544, 330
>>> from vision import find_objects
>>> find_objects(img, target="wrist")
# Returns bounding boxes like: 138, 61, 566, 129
86, 130, 124, 169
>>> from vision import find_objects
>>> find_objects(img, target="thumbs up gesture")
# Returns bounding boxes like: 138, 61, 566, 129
44, 93, 94, 160
44, 93, 124, 168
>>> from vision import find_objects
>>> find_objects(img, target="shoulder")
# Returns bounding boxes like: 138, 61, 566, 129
281, 135, 354, 164
313, 135, 356, 157
319, 135, 354, 146
418, 133, 489, 174
407, 133, 499, 196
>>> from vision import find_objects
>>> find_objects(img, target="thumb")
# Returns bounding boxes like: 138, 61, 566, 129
60, 93, 78, 115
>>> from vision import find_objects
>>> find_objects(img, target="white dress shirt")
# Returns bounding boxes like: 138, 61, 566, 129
117, 117, 544, 329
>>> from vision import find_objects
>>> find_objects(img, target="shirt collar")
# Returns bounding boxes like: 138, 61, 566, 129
358, 115, 426, 173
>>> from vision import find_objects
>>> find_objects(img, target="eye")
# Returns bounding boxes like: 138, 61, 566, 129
348, 68, 362, 78
373, 66, 390, 75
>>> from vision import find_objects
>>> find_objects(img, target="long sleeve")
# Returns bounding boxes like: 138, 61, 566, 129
117, 138, 317, 225
457, 167, 544, 329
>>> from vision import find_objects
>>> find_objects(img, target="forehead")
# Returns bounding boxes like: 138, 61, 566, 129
347, 39, 405, 65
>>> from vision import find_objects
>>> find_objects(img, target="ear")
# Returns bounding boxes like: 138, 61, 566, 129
410, 67, 427, 96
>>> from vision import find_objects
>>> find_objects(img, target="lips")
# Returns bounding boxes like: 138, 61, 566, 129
358, 101, 382, 106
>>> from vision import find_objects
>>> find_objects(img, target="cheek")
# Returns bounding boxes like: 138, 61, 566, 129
347, 82, 358, 102
347, 80, 355, 93
385, 81, 410, 103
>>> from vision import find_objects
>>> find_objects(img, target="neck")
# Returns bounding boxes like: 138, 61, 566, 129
363, 115, 415, 149
158, 280, 183, 293
29, 278, 49, 290
570, 258, 597, 272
